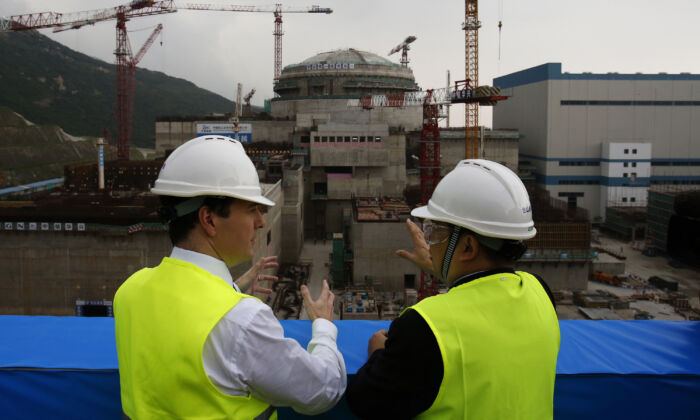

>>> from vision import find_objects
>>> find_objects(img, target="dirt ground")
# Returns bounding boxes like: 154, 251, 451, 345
555, 231, 700, 320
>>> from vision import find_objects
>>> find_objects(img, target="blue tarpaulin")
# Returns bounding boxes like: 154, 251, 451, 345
1, 316, 699, 419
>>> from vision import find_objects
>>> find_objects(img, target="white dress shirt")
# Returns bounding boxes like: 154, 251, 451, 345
169, 247, 347, 415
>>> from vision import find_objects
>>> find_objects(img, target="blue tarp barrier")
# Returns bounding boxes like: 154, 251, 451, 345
1, 316, 699, 419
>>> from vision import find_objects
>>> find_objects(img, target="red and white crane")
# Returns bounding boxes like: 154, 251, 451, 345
1, 1, 332, 158
1, 1, 176, 160
388, 35, 416, 67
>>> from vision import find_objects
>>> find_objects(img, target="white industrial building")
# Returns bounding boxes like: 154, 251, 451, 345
493, 63, 700, 220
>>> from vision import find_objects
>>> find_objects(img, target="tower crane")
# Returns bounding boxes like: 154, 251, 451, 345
1, 1, 332, 158
462, 0, 480, 160
349, 0, 503, 299
388, 36, 416, 67
1, 1, 176, 160
178, 3, 333, 92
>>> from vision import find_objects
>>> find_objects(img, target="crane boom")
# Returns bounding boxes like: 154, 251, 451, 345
178, 3, 332, 13
133, 24, 163, 65
0, 1, 176, 32
347, 84, 505, 109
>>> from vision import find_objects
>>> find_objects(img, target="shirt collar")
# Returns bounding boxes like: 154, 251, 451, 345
449, 268, 516, 290
169, 246, 240, 292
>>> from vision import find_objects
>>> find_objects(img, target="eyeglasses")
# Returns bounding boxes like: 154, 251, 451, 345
422, 220, 450, 245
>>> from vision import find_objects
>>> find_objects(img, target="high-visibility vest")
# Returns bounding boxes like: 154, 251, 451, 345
114, 257, 276, 420
408, 271, 560, 420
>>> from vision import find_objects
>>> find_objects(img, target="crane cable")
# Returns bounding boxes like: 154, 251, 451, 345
498, 0, 504, 60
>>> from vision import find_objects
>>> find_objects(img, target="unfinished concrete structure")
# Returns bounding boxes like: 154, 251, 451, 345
0, 169, 301, 315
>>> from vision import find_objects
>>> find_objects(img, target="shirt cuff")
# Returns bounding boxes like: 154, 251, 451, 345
311, 318, 338, 340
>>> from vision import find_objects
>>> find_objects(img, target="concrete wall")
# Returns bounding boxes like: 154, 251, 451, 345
0, 230, 171, 315
155, 120, 296, 156
271, 98, 422, 130
0, 182, 289, 315
515, 261, 590, 291
280, 165, 304, 264
350, 219, 422, 292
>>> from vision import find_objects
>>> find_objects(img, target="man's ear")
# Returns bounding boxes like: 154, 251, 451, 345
456, 234, 480, 262
198, 205, 217, 237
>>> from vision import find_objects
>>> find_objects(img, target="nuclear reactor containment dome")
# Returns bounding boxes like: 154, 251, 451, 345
273, 48, 419, 98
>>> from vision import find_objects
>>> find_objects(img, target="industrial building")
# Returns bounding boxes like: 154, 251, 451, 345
493, 63, 700, 221
1, 53, 610, 315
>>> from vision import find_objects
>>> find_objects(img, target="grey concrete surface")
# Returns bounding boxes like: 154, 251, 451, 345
297, 239, 332, 320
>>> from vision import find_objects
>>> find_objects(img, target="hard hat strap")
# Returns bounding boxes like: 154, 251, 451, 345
441, 225, 462, 281
173, 197, 206, 219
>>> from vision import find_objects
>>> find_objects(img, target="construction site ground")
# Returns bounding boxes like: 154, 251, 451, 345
556, 232, 700, 320
292, 234, 700, 322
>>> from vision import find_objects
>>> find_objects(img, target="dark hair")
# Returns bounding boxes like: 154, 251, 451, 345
459, 228, 527, 265
158, 196, 237, 245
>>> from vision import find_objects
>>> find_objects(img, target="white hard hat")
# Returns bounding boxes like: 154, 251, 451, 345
151, 136, 275, 207
411, 159, 535, 240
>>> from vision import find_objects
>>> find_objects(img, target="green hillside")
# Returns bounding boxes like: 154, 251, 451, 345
0, 106, 119, 189
0, 30, 239, 148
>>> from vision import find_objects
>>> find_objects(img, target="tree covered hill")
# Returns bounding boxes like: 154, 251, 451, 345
0, 30, 238, 148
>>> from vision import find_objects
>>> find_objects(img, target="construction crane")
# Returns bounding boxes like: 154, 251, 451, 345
1, 1, 176, 160
178, 3, 333, 91
388, 35, 416, 67
244, 88, 256, 115
348, 84, 504, 300
1, 1, 332, 158
462, 0, 480, 160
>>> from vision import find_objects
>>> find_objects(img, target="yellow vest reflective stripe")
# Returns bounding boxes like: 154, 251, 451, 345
408, 271, 560, 420
114, 257, 277, 420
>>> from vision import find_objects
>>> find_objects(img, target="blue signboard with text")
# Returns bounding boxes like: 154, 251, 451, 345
196, 123, 252, 143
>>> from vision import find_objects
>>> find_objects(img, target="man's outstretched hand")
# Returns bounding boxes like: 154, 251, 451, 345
235, 256, 279, 294
395, 219, 435, 276
301, 279, 335, 322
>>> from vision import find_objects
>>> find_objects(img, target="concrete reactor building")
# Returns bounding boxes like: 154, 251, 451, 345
493, 63, 700, 221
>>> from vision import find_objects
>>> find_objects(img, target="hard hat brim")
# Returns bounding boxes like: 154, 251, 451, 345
410, 205, 434, 220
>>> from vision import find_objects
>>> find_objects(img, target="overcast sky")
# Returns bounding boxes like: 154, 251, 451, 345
2, 0, 698, 127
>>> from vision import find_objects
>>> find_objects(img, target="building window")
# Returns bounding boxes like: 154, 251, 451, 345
321, 136, 328, 142
344, 136, 350, 143
631, 197, 636, 203
632, 162, 637, 167
623, 173, 628, 178
352, 136, 358, 142
360, 136, 366, 143
301, 135, 310, 144
631, 173, 637, 181
624, 162, 628, 167
624, 149, 629, 154
632, 149, 637, 154
314, 136, 319, 143
313, 182, 327, 195
329, 136, 336, 142
622, 197, 628, 203
375, 136, 382, 143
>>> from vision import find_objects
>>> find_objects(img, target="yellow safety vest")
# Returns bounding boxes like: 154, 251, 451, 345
114, 257, 277, 420
408, 271, 560, 420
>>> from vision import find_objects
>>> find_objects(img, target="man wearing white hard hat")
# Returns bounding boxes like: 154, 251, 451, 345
347, 159, 560, 419
114, 136, 346, 419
